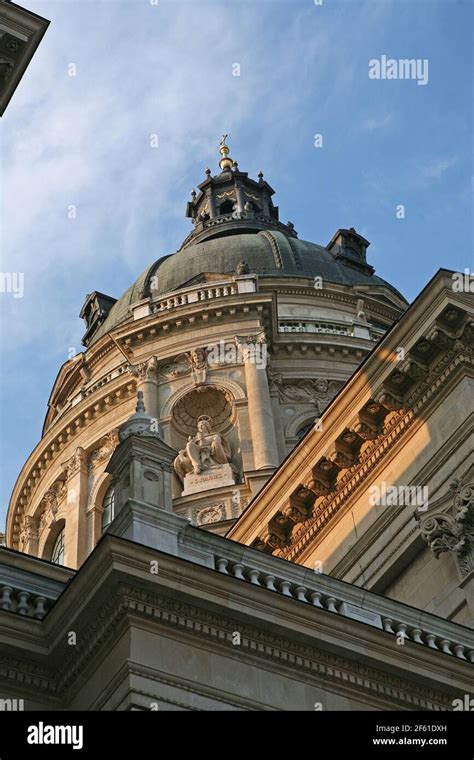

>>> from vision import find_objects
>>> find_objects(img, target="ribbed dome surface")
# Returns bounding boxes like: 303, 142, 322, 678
90, 230, 405, 344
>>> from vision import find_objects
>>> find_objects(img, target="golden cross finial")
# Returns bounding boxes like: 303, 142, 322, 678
218, 134, 233, 171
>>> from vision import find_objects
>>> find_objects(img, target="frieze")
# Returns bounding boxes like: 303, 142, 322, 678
120, 586, 451, 709
0, 581, 459, 709
157, 348, 208, 385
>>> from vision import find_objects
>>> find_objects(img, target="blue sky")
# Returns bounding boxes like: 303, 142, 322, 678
0, 0, 472, 530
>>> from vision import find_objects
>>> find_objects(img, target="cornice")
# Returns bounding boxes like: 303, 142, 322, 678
1, 531, 472, 707
112, 294, 275, 357
44, 279, 397, 432
338, 424, 474, 587
279, 344, 471, 563
228, 285, 472, 556
265, 283, 402, 319
56, 584, 461, 710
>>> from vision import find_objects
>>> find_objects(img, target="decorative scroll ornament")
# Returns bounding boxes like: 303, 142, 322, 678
88, 431, 119, 471
19, 515, 40, 547
266, 365, 283, 392
418, 479, 474, 578
37, 479, 67, 532
65, 447, 88, 479
129, 356, 158, 383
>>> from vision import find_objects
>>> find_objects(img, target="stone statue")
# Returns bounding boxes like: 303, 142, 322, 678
189, 347, 207, 386
235, 260, 250, 275
158, 347, 208, 385
174, 415, 232, 481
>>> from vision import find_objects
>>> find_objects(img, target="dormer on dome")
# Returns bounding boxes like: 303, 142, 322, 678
327, 228, 374, 275
181, 135, 298, 250
80, 291, 117, 347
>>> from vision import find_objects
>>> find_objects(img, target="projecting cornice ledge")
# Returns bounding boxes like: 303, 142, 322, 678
227, 274, 473, 561
0, 531, 473, 709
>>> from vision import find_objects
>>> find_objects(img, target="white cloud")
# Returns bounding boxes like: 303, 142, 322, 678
420, 156, 457, 181
362, 114, 393, 131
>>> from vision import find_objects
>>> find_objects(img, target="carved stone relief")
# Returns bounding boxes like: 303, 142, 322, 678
87, 431, 119, 471
278, 379, 343, 412
417, 478, 474, 578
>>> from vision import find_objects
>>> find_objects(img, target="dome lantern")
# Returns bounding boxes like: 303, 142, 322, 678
183, 135, 295, 249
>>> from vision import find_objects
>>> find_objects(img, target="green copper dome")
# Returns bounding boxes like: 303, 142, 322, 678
87, 229, 405, 346
81, 139, 406, 347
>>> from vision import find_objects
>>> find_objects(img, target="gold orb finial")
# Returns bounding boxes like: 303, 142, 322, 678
219, 133, 233, 171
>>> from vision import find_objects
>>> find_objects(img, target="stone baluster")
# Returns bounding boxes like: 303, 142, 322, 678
248, 569, 260, 585
396, 623, 409, 641
0, 585, 12, 610
280, 580, 292, 597
453, 644, 466, 660
310, 591, 323, 607
439, 639, 452, 655
33, 596, 47, 620
17, 591, 30, 615
326, 597, 338, 613
264, 575, 276, 591
232, 563, 245, 580
295, 586, 307, 602
216, 558, 229, 574
426, 633, 438, 649
410, 628, 424, 644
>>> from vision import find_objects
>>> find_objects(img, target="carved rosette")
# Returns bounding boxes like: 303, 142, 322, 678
418, 481, 474, 578
196, 503, 226, 526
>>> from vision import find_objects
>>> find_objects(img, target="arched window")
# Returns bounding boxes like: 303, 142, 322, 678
296, 422, 313, 440
51, 528, 65, 565
102, 485, 115, 531
219, 199, 235, 215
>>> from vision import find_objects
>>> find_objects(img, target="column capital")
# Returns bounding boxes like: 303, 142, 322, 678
129, 356, 158, 383
63, 446, 88, 479
234, 332, 267, 367
417, 478, 474, 578
234, 331, 266, 348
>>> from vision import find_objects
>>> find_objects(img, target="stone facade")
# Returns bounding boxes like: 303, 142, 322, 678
0, 497, 473, 710
2, 146, 471, 713
5, 143, 406, 565
229, 270, 474, 627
